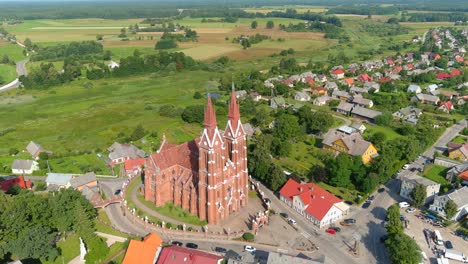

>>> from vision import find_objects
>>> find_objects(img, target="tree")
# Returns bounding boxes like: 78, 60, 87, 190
411, 184, 426, 208
251, 21, 258, 29
1, 54, 9, 64
328, 154, 352, 188
268, 164, 286, 191
8, 148, 19, 156
155, 39, 177, 49
273, 114, 300, 141
181, 105, 205, 124
24, 38, 33, 51
386, 204, 404, 235
96, 34, 103, 41
241, 39, 251, 49
385, 233, 422, 264
375, 112, 393, 126
128, 124, 146, 142
309, 165, 327, 182
84, 236, 109, 263
5, 225, 58, 261
445, 200, 458, 220
38, 152, 49, 160
266, 21, 275, 29
193, 91, 202, 99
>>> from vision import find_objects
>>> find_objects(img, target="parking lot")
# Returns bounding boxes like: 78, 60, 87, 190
401, 208, 467, 263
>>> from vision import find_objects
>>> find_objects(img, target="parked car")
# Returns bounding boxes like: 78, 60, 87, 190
344, 218, 356, 224
326, 228, 336, 235
406, 207, 416, 213
403, 164, 410, 170
340, 221, 352, 226
399, 202, 410, 208
378, 188, 385, 193
171, 241, 183, 246
215, 247, 227, 253
186, 243, 198, 249
288, 218, 297, 225
263, 198, 271, 204
362, 202, 371, 209
280, 212, 288, 219
400, 215, 405, 221
331, 226, 341, 232
114, 189, 121, 195
368, 195, 375, 202
445, 241, 453, 249
244, 245, 256, 252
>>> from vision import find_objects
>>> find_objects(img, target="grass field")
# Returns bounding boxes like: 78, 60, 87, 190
0, 64, 17, 84
451, 135, 466, 144
0, 42, 25, 83
423, 164, 449, 185
365, 124, 402, 141
275, 137, 325, 176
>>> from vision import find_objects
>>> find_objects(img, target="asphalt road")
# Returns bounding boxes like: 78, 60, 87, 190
0, 59, 29, 92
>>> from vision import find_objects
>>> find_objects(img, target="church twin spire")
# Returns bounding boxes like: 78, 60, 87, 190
203, 82, 241, 135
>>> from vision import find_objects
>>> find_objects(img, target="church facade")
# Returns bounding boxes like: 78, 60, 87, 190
143, 91, 249, 224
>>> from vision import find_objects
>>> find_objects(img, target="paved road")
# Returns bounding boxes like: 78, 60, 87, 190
0, 59, 29, 92
422, 119, 466, 158
16, 59, 28, 76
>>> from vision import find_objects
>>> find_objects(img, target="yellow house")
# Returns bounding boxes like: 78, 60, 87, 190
448, 143, 468, 161
322, 129, 378, 164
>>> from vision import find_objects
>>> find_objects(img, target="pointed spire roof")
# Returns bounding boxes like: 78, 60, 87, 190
204, 96, 217, 129
228, 86, 240, 122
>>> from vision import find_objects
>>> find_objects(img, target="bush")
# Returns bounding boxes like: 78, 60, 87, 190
34, 181, 47, 191
9, 148, 19, 155
242, 232, 255, 241
155, 39, 178, 49
159, 104, 183, 118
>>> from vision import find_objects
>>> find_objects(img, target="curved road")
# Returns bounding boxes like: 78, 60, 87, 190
0, 59, 29, 92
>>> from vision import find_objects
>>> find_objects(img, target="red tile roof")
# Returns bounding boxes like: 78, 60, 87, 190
407, 63, 415, 69
124, 158, 146, 171
343, 78, 354, 85
379, 77, 391, 83
459, 170, 468, 181
279, 179, 341, 221
451, 69, 462, 76
439, 101, 454, 111
149, 139, 199, 172
437, 73, 452, 79
123, 233, 163, 264
358, 74, 372, 82
156, 246, 222, 264
331, 69, 344, 75
0, 176, 32, 192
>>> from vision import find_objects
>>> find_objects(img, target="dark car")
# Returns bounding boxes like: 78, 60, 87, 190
380, 235, 388, 243
280, 212, 289, 219
186, 243, 198, 249
171, 241, 183, 246
445, 240, 453, 249
400, 215, 405, 221
263, 198, 271, 204
378, 188, 385, 193
331, 226, 341, 232
344, 218, 356, 224
114, 189, 121, 195
215, 247, 227, 253
368, 195, 375, 201
362, 202, 371, 209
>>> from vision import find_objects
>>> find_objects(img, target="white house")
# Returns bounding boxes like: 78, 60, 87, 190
108, 61, 120, 69
407, 84, 422, 94
11, 159, 39, 175
313, 95, 331, 106
429, 186, 468, 221
45, 173, 74, 189
294, 91, 311, 102
399, 171, 440, 204
279, 178, 349, 228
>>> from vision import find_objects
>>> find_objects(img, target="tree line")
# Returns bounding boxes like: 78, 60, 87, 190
326, 5, 400, 15
406, 12, 468, 22
30, 41, 103, 61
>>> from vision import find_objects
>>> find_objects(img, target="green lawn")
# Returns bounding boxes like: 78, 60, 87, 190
423, 164, 449, 185
48, 153, 112, 175
0, 64, 17, 84
365, 124, 402, 141
274, 137, 325, 176
0, 43, 26, 62
43, 233, 80, 264
317, 182, 364, 204
451, 135, 466, 144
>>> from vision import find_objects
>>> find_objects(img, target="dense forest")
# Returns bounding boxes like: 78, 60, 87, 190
326, 5, 401, 15
406, 12, 468, 22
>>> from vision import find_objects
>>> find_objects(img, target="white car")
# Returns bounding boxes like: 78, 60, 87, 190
399, 202, 410, 208
403, 164, 410, 170
288, 218, 297, 225
244, 245, 256, 252
406, 207, 416, 213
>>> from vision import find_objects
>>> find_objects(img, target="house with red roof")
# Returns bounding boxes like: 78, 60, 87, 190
404, 63, 415, 71
438, 101, 455, 113
123, 233, 163, 264
357, 74, 372, 83
451, 69, 462, 76
386, 57, 395, 65
437, 73, 452, 80
392, 66, 403, 74
279, 179, 349, 228
0, 176, 32, 192
341, 78, 354, 87
124, 158, 146, 177
379, 77, 392, 83
330, 69, 345, 79
156, 246, 222, 264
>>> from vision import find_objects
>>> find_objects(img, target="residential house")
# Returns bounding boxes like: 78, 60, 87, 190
302, 76, 315, 86
281, 79, 294, 88
438, 101, 455, 113
451, 69, 462, 76
123, 233, 163, 264
313, 95, 331, 106
399, 170, 440, 204
235, 90, 247, 99
279, 178, 349, 228
386, 57, 395, 66
70, 172, 98, 191
108, 61, 120, 69
295, 91, 311, 102
322, 129, 378, 164
270, 97, 287, 109
45, 173, 73, 189
332, 90, 351, 101
107, 142, 146, 166
324, 81, 338, 91
429, 186, 468, 221
250, 92, 262, 101
448, 143, 468, 161
404, 63, 415, 71
336, 101, 353, 115
11, 159, 39, 175
265, 252, 325, 264
405, 53, 414, 61
351, 106, 382, 123
445, 162, 468, 182
341, 78, 354, 87
458, 170, 468, 185
337, 125, 358, 135
350, 121, 366, 134
349, 86, 367, 95
124, 158, 146, 177
0, 176, 32, 192
415, 93, 440, 105
437, 73, 452, 80
352, 96, 373, 108
330, 69, 345, 79
363, 81, 380, 93
393, 106, 423, 125
426, 84, 439, 94
315, 74, 327, 83
407, 84, 422, 94
440, 90, 459, 100
392, 66, 403, 74
357, 74, 372, 83
310, 87, 327, 96
26, 141, 49, 160
157, 246, 223, 264
242, 123, 261, 138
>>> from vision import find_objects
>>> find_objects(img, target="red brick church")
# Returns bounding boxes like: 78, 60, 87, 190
144, 91, 249, 224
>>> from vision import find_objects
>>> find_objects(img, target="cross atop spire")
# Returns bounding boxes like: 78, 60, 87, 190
204, 96, 217, 129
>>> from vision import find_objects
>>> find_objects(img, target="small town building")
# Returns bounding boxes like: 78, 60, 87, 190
0, 176, 32, 192
45, 173, 73, 189
447, 142, 468, 161
336, 101, 353, 115
351, 106, 382, 123
235, 90, 247, 99
438, 101, 455, 113
363, 81, 380, 93
426, 84, 439, 93
313, 95, 331, 106
330, 69, 345, 79
123, 233, 163, 264
331, 90, 351, 101
270, 97, 287, 109
415, 93, 440, 105
279, 178, 349, 228
393, 106, 423, 125
107, 142, 146, 166
250, 92, 262, 101
242, 123, 261, 138
157, 246, 223, 264
341, 78, 354, 87
399, 171, 440, 204
324, 81, 338, 91
352, 96, 373, 108
294, 91, 311, 102
429, 186, 468, 221
357, 74, 372, 83
350, 121, 366, 133
108, 61, 120, 69
349, 86, 367, 95
26, 141, 50, 160
124, 158, 146, 177
70, 172, 98, 191
322, 129, 378, 164
407, 84, 422, 94
11, 159, 39, 175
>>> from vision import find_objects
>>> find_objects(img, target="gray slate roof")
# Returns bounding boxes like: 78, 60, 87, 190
107, 142, 145, 161
70, 172, 97, 188
46, 173, 74, 186
322, 129, 372, 156
351, 106, 382, 119
337, 101, 353, 112
443, 186, 468, 208
26, 141, 43, 158
11, 159, 35, 170
400, 171, 439, 187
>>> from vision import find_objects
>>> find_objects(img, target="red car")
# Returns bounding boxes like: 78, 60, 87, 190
326, 228, 336, 235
